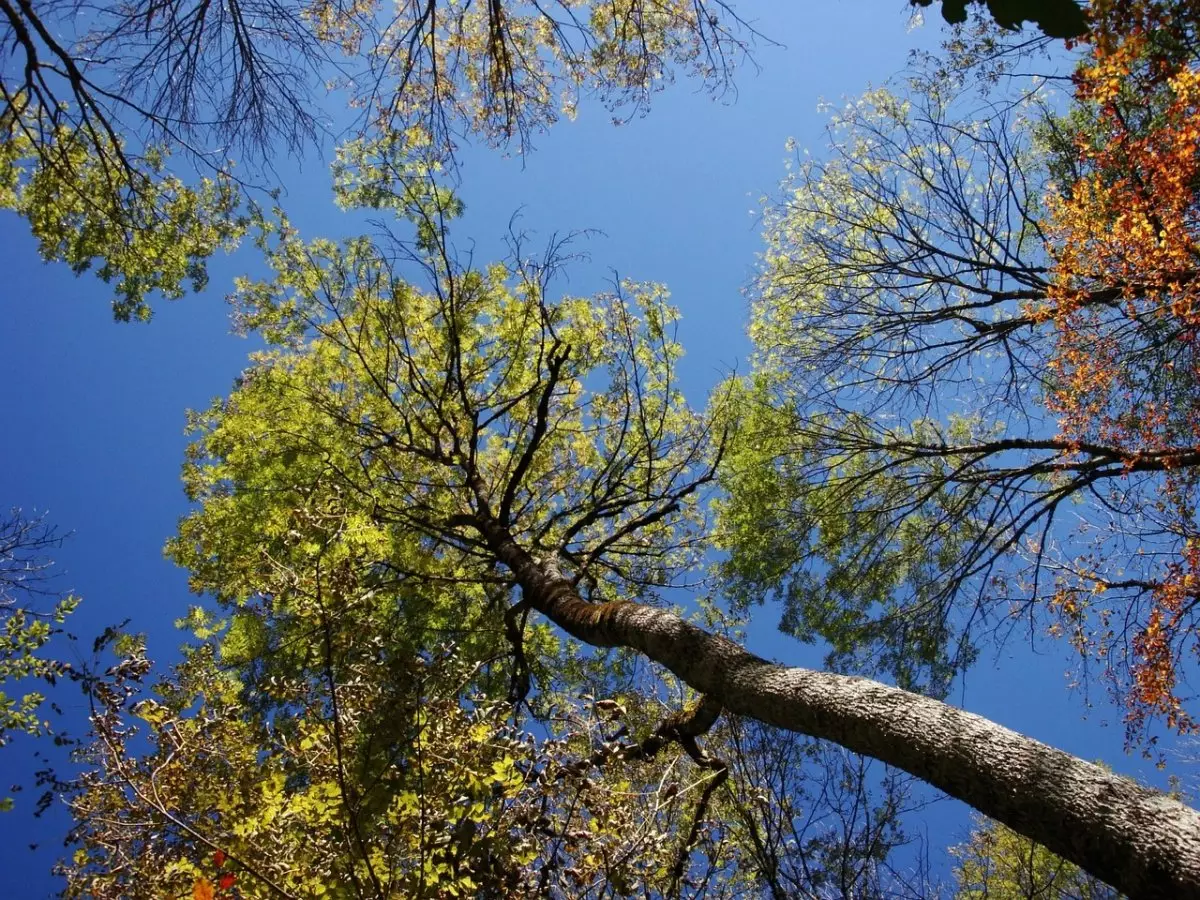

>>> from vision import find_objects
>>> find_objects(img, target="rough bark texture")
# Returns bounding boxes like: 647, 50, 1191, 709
477, 519, 1200, 899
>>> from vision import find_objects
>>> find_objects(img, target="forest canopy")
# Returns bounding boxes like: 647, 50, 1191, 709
6, 1, 1200, 898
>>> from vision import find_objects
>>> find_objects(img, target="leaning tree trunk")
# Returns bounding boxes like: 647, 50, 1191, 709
477, 518, 1200, 900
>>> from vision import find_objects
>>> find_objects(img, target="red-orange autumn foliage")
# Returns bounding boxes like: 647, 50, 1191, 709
1045, 0, 1200, 742
190, 851, 236, 899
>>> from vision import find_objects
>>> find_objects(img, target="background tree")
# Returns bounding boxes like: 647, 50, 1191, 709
718, 71, 1058, 696
0, 0, 754, 320
0, 0, 1102, 321
719, 719, 929, 898
0, 509, 78, 812
1040, 0, 1200, 741
63, 634, 759, 899
63, 635, 939, 898
952, 814, 1124, 899
719, 1, 1200, 748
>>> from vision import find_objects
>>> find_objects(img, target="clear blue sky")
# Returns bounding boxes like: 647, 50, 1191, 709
0, 2, 1182, 895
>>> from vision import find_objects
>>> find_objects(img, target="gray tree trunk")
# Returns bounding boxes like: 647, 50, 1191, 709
478, 518, 1200, 899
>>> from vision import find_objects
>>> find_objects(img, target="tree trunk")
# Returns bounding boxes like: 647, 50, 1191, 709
478, 519, 1200, 899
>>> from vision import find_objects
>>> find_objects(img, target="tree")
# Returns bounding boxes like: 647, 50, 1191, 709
0, 0, 1100, 321
952, 815, 1124, 899
0, 509, 78, 810
61, 630, 926, 898
124, 179, 1200, 897
63, 517, 918, 897
63, 637, 759, 898
0, 0, 755, 319
718, 72, 1062, 696
719, 719, 926, 898
0, 509, 76, 746
718, 3, 1200, 748
1041, 0, 1200, 741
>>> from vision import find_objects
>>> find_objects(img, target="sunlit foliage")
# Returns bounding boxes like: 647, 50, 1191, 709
952, 815, 1123, 899
1041, 0, 1200, 741
0, 0, 752, 317
63, 637, 751, 898
722, 1, 1200, 747
0, 510, 77, 812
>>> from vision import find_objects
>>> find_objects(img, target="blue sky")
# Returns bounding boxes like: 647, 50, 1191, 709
0, 2, 1183, 894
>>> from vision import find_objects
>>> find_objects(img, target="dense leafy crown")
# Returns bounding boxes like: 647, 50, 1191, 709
61, 184, 917, 896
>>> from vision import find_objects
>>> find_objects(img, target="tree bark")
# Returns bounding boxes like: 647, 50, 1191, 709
477, 518, 1200, 899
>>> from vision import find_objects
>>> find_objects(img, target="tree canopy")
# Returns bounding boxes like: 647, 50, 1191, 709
0, 510, 76, 770
0, 0, 756, 319
5, 1, 1200, 899
0, 0, 1089, 321
47, 175, 1200, 897
719, 0, 1200, 749
914, 0, 1086, 37
952, 814, 1124, 899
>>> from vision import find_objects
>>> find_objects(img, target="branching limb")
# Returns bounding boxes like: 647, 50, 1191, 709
503, 597, 532, 706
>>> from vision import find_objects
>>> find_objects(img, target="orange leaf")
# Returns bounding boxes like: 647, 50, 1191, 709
194, 878, 215, 900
